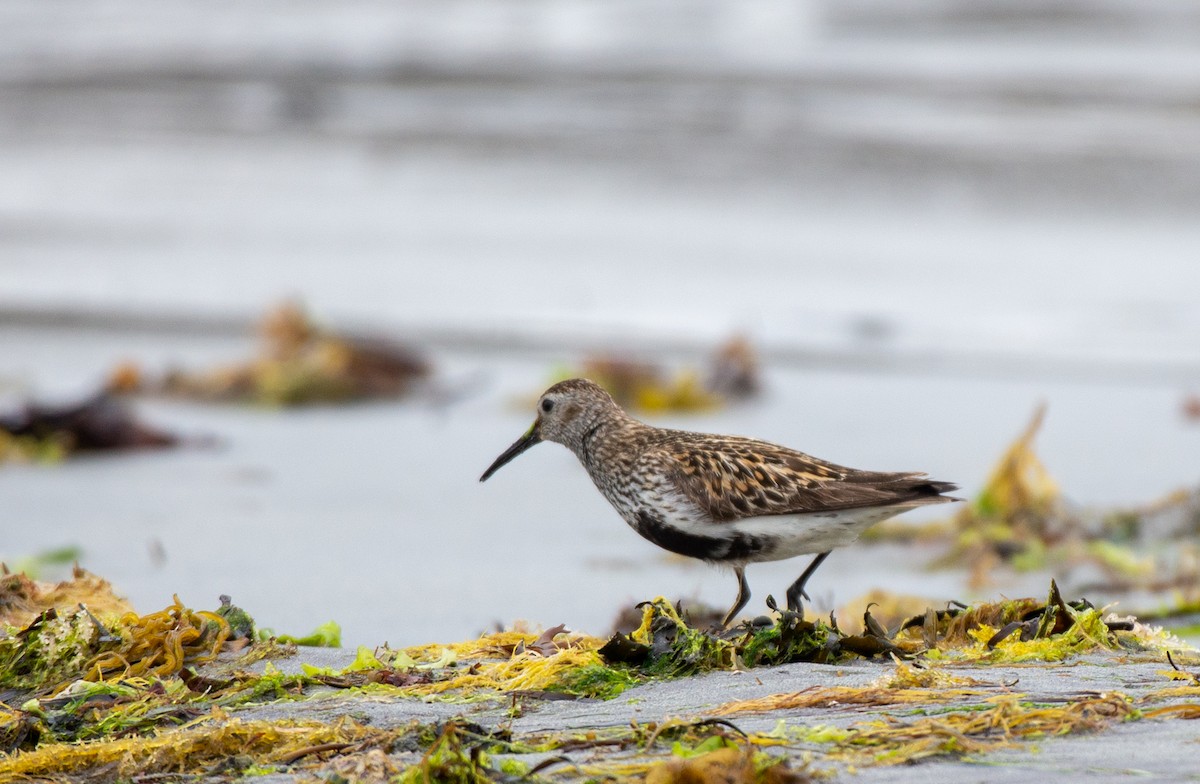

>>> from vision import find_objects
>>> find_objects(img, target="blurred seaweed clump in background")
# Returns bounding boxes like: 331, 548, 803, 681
865, 405, 1200, 624
107, 302, 430, 407
0, 395, 179, 464
552, 335, 761, 415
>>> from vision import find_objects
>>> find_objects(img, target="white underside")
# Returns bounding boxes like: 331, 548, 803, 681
680, 506, 917, 563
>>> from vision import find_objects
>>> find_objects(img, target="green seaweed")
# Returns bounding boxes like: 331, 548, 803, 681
215, 595, 256, 640
625, 599, 740, 676
549, 663, 640, 699
738, 615, 842, 667
259, 619, 342, 648
395, 722, 496, 784
599, 597, 899, 677
0, 608, 101, 691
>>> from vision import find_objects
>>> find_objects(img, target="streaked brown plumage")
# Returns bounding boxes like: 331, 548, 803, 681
481, 378, 959, 626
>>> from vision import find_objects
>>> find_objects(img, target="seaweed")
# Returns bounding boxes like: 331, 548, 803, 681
0, 394, 178, 462
545, 336, 762, 415
834, 693, 1135, 764
599, 598, 908, 676
260, 619, 343, 648
548, 663, 640, 700
215, 594, 256, 641
2, 569, 1195, 782
712, 682, 992, 718
109, 301, 430, 407
1, 591, 240, 721
83, 595, 230, 681
0, 607, 102, 692
597, 581, 1173, 679
0, 716, 388, 780
645, 743, 812, 784
885, 580, 1144, 663
557, 357, 721, 414
0, 565, 133, 629
395, 722, 497, 784
929, 404, 1074, 586
871, 408, 1200, 616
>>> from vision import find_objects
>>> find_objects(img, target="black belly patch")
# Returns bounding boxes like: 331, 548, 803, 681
634, 510, 768, 562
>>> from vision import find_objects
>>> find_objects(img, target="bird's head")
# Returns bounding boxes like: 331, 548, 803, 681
479, 378, 619, 481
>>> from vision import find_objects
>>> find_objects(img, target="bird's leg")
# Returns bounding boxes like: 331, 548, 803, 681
785, 551, 831, 618
720, 567, 751, 628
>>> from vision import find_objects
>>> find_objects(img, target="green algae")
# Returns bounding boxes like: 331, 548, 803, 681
737, 614, 845, 667
632, 599, 740, 675
644, 739, 810, 784
599, 597, 903, 677
549, 663, 640, 699
216, 663, 317, 707
215, 594, 256, 640
395, 722, 497, 784
0, 608, 101, 691
258, 619, 342, 648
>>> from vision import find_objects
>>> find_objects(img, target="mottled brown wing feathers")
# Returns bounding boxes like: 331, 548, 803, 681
661, 435, 957, 522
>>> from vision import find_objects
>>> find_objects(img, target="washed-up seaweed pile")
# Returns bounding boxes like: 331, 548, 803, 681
3, 565, 1196, 782
0, 395, 179, 464
598, 579, 1168, 677
108, 302, 430, 407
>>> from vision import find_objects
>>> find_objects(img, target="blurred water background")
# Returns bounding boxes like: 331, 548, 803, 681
2, 0, 1199, 645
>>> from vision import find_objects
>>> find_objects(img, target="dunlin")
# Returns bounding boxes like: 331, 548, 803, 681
481, 378, 958, 626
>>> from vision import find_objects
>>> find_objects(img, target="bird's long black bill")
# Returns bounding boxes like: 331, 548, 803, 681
479, 425, 542, 482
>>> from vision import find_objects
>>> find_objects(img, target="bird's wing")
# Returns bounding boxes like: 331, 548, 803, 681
657, 435, 952, 522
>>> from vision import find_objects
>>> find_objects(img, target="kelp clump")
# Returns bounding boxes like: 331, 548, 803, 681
108, 301, 430, 407
597, 584, 1176, 676
0, 588, 332, 765
0, 429, 66, 463
598, 598, 906, 676
83, 596, 231, 682
0, 395, 178, 463
0, 595, 231, 695
888, 580, 1160, 663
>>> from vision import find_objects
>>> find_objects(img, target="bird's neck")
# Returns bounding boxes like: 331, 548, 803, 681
571, 411, 646, 474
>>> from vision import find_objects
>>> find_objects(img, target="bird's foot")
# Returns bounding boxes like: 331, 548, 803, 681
766, 594, 804, 624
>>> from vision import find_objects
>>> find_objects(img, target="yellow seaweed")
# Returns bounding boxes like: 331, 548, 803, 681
711, 684, 991, 718
0, 566, 133, 629
0, 715, 383, 779
84, 596, 230, 682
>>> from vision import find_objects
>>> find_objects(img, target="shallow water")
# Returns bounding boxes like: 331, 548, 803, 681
1, 0, 1199, 644
2, 327, 1196, 646
3, 0, 1200, 373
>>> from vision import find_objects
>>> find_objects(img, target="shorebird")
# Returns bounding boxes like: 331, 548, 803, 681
480, 378, 959, 626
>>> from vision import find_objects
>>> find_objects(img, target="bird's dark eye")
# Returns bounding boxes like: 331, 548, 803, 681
541, 398, 554, 413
